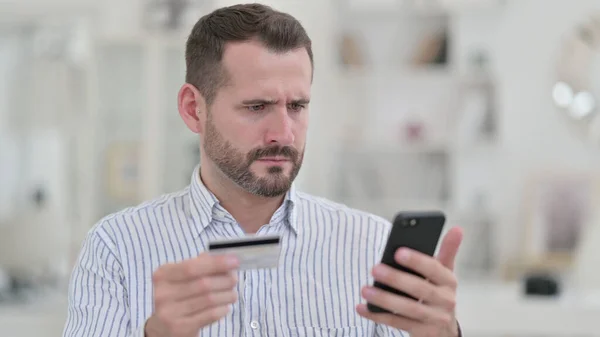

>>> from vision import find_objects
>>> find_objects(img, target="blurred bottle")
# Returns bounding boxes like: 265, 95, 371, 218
457, 50, 498, 146
457, 192, 496, 279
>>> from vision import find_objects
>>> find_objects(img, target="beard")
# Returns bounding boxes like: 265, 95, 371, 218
203, 115, 303, 198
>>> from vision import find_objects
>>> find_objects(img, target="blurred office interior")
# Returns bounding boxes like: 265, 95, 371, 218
1, 0, 600, 336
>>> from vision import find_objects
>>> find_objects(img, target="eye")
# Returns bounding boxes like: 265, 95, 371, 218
288, 103, 305, 112
247, 104, 265, 112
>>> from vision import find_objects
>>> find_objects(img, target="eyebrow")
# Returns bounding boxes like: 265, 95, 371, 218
240, 98, 310, 105
292, 98, 310, 105
241, 99, 277, 105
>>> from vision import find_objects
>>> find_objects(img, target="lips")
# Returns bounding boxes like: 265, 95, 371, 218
257, 157, 289, 162
249, 146, 298, 163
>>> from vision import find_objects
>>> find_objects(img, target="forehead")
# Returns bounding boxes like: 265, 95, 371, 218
220, 40, 312, 98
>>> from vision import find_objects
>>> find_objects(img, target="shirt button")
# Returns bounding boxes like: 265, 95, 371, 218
250, 321, 259, 329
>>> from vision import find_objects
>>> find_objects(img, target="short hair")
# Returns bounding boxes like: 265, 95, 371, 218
185, 3, 314, 106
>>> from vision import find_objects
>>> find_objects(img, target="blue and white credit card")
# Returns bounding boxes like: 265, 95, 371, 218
208, 234, 281, 270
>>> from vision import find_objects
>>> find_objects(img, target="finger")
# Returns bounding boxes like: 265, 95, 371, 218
372, 264, 456, 310
183, 305, 232, 332
154, 254, 239, 282
155, 272, 238, 303
356, 304, 420, 332
361, 286, 453, 326
172, 290, 238, 317
437, 227, 463, 271
394, 248, 456, 288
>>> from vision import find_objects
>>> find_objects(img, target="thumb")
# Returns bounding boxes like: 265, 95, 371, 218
437, 226, 463, 271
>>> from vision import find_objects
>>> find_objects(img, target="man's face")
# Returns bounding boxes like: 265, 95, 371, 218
201, 40, 311, 197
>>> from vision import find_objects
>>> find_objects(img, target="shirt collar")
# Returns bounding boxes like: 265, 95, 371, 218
188, 165, 299, 236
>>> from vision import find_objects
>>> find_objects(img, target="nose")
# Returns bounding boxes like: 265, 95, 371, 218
265, 108, 295, 146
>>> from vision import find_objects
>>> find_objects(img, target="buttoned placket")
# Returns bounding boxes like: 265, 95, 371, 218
242, 223, 279, 337
208, 203, 290, 337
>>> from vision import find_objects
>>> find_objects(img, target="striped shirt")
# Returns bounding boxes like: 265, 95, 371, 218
62, 165, 407, 337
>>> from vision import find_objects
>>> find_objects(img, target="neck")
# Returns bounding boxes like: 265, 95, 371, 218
199, 163, 286, 234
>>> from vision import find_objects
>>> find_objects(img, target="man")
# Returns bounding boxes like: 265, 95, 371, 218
62, 3, 463, 337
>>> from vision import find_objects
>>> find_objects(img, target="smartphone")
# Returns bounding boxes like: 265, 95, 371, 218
367, 210, 446, 314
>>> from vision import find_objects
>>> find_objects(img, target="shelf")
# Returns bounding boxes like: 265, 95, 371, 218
342, 139, 499, 156
343, 0, 504, 16
343, 3, 449, 19
0, 293, 67, 337
457, 281, 600, 336
340, 197, 452, 221
443, 0, 506, 14
339, 65, 456, 80
341, 141, 452, 155
343, 197, 449, 209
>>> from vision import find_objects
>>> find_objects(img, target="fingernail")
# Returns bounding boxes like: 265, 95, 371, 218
373, 265, 387, 278
226, 256, 239, 268
363, 286, 376, 298
396, 249, 410, 262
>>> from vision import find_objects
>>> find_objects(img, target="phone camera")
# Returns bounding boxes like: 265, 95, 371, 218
409, 219, 417, 226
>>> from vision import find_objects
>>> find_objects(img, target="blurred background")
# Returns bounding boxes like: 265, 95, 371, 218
1, 0, 600, 336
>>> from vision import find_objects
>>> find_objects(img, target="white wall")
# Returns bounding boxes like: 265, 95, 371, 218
454, 0, 600, 263
284, 0, 600, 266
3, 0, 600, 268
0, 34, 22, 222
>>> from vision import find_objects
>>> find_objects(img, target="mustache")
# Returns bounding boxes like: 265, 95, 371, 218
248, 145, 299, 162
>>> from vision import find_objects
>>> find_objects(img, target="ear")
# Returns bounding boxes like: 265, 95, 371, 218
178, 83, 207, 134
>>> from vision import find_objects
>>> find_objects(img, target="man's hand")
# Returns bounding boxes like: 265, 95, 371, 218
357, 227, 463, 337
145, 253, 240, 337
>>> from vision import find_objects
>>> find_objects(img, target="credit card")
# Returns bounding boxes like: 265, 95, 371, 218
208, 234, 281, 270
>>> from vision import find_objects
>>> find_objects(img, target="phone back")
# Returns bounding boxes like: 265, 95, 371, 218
382, 211, 446, 276
368, 211, 445, 312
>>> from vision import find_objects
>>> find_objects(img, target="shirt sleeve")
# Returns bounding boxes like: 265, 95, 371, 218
62, 231, 138, 337
374, 321, 463, 337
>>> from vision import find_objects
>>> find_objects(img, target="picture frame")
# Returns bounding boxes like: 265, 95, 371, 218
105, 141, 141, 202
518, 169, 600, 272
338, 31, 365, 68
